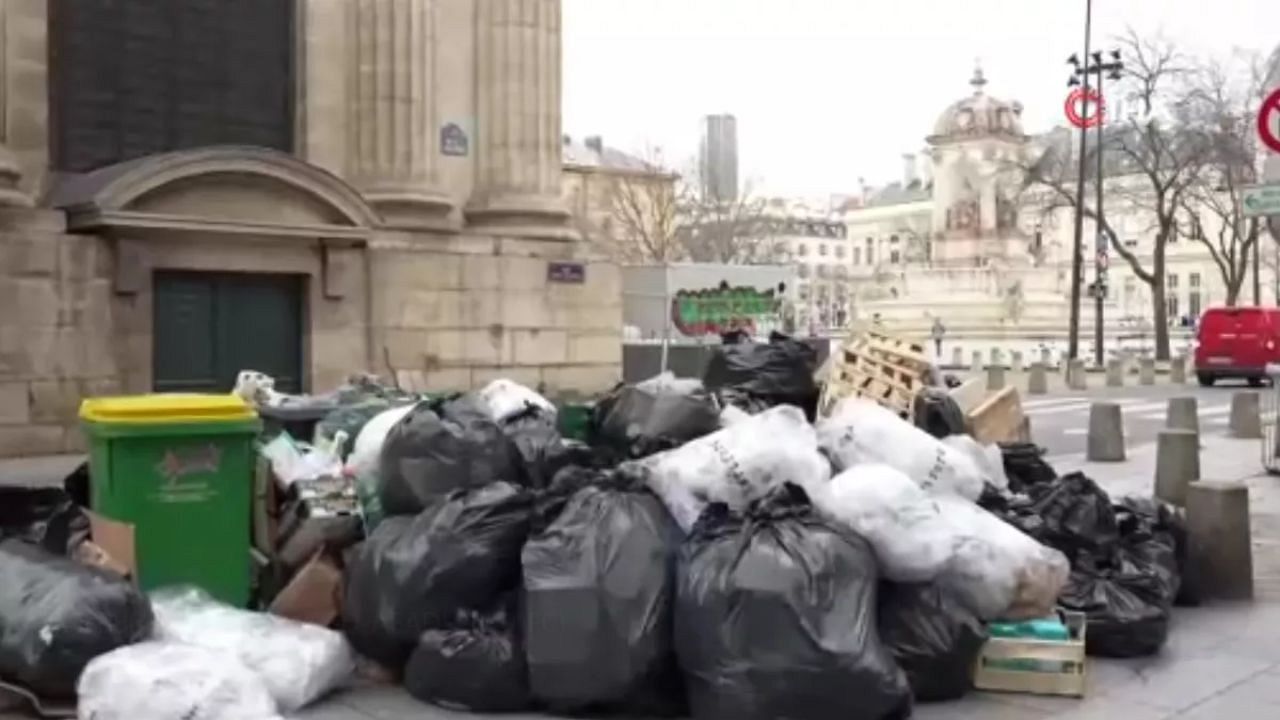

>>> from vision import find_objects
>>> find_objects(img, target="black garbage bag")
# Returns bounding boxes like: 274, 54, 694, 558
675, 484, 911, 720
701, 332, 818, 411
1024, 472, 1118, 556
523, 470, 685, 715
0, 540, 154, 697
999, 442, 1058, 492
911, 388, 967, 439
0, 486, 90, 555
316, 398, 399, 455
342, 481, 532, 667
591, 382, 720, 460
379, 395, 525, 516
877, 582, 987, 702
713, 386, 775, 416
404, 600, 532, 713
1058, 532, 1179, 658
500, 406, 599, 490
1116, 497, 1197, 606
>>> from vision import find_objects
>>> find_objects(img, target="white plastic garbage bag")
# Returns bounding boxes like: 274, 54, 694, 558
632, 404, 830, 533
816, 398, 985, 501
77, 642, 282, 720
478, 379, 556, 424
635, 371, 705, 397
347, 404, 416, 480
718, 404, 752, 428
942, 434, 1009, 490
934, 495, 1070, 620
151, 587, 355, 714
812, 464, 955, 583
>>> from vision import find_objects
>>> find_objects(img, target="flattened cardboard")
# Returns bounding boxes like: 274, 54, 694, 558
268, 552, 342, 627
84, 511, 136, 579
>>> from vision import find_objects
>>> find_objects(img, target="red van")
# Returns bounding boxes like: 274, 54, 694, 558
1194, 306, 1280, 386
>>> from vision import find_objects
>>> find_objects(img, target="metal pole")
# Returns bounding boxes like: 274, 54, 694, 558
1254, 227, 1262, 305
1094, 68, 1106, 367
659, 262, 671, 373
1067, 0, 1093, 360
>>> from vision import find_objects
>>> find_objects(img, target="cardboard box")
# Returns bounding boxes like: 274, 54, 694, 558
268, 552, 343, 627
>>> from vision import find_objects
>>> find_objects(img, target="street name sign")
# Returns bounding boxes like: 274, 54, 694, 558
1242, 184, 1280, 218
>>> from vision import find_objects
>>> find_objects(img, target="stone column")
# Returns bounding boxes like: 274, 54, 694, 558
466, 0, 573, 240
345, 0, 456, 230
0, 2, 35, 206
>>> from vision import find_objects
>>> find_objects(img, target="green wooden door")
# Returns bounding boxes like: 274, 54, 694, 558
153, 271, 304, 393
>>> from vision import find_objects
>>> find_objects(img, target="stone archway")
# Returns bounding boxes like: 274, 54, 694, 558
46, 145, 381, 395
50, 145, 381, 236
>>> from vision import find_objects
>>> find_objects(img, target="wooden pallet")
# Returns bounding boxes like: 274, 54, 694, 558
819, 330, 932, 418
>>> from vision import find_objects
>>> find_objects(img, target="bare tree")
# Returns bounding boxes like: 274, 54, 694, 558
603, 164, 685, 263
676, 174, 780, 264
1018, 30, 1209, 359
1177, 51, 1268, 305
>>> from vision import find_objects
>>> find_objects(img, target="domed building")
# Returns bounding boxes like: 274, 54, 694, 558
839, 67, 1084, 357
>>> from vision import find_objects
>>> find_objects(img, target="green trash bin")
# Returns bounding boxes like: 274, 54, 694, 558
80, 394, 261, 606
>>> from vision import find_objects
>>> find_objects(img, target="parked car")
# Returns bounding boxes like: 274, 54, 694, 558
1193, 306, 1280, 386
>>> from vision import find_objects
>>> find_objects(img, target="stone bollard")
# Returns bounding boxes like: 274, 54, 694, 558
989, 348, 1003, 367
1068, 358, 1088, 390
1105, 359, 1124, 387
1171, 355, 1187, 385
951, 347, 964, 368
1154, 429, 1200, 506
1041, 347, 1052, 366
986, 364, 1006, 391
970, 351, 982, 374
1087, 402, 1126, 462
1139, 357, 1156, 386
1011, 351, 1024, 374
1229, 392, 1263, 439
1166, 396, 1200, 434
1027, 362, 1048, 395
1186, 481, 1254, 601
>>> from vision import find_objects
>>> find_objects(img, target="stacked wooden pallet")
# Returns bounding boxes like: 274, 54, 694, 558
819, 330, 932, 419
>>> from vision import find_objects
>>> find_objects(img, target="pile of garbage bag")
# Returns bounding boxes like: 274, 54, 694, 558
982, 461, 1186, 657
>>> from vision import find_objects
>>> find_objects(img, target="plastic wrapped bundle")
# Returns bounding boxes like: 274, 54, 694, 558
676, 484, 911, 720
379, 395, 525, 516
76, 642, 282, 720
151, 587, 354, 714
633, 405, 831, 533
877, 582, 987, 702
343, 481, 532, 667
404, 602, 532, 713
812, 464, 955, 583
522, 471, 685, 715
817, 398, 987, 501
0, 540, 153, 697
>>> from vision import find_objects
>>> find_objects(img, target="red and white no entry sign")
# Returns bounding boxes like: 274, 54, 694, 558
1065, 87, 1105, 129
1259, 87, 1280, 154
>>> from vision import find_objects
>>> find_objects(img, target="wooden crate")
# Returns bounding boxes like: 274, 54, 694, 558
973, 611, 1087, 698
968, 385, 1030, 444
819, 331, 931, 418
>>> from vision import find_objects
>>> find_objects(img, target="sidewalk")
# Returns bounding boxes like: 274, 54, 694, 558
295, 433, 1280, 720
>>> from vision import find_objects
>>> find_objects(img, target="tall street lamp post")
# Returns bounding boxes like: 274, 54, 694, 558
1065, 0, 1093, 363
1068, 46, 1123, 367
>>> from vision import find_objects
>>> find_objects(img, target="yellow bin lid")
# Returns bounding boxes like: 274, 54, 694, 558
80, 394, 257, 424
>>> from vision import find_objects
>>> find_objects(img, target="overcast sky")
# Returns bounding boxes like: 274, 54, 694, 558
562, 0, 1280, 198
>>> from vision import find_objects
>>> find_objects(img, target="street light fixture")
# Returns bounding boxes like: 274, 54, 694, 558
1067, 39, 1124, 368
